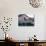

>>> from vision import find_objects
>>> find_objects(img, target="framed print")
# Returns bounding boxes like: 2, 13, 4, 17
18, 14, 35, 26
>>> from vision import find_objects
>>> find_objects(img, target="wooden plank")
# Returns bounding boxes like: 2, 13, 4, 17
24, 43, 28, 46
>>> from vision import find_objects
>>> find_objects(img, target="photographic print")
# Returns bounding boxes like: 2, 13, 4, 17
18, 14, 35, 26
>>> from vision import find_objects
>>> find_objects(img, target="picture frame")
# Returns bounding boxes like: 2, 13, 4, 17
18, 14, 35, 26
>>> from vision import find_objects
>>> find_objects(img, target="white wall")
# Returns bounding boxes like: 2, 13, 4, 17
44, 15, 46, 40
0, 0, 46, 40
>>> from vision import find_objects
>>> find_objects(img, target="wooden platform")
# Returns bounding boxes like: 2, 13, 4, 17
0, 39, 46, 46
